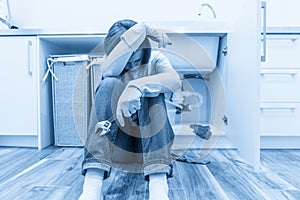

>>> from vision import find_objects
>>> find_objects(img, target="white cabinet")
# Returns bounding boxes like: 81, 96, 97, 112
0, 37, 37, 135
260, 35, 300, 146
0, 36, 40, 147
261, 0, 300, 147
0, 34, 105, 149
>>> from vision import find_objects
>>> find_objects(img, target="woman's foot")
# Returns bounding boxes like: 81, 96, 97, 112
78, 169, 104, 200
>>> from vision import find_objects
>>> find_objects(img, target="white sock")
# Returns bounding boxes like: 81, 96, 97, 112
148, 173, 169, 200
78, 168, 104, 200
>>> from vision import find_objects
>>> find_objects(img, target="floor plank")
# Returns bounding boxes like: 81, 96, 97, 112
261, 150, 300, 190
176, 161, 228, 200
104, 169, 148, 200
214, 150, 298, 199
205, 150, 273, 200
0, 148, 83, 200
0, 147, 300, 200
0, 146, 59, 183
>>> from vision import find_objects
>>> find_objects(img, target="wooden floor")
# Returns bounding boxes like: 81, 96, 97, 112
0, 147, 300, 200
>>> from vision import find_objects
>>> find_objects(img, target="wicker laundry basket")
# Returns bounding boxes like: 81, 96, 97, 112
51, 55, 91, 147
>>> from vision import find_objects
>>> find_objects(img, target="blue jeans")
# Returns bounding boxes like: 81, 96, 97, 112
82, 77, 174, 179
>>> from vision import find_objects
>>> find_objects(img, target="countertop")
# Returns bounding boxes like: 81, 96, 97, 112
1, 26, 299, 36
0, 28, 228, 37
0, 21, 230, 36
0, 28, 108, 36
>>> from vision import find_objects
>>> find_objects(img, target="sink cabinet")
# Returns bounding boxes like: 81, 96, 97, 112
0, 31, 227, 150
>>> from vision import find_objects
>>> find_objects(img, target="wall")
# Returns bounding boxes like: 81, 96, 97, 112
8, 0, 202, 29
8, 0, 246, 29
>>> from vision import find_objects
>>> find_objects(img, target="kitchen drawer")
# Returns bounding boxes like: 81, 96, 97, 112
260, 68, 300, 102
261, 35, 300, 68
260, 102, 300, 136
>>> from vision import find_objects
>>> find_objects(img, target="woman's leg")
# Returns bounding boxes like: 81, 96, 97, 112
137, 93, 174, 178
82, 77, 120, 177
80, 77, 121, 200
137, 93, 175, 200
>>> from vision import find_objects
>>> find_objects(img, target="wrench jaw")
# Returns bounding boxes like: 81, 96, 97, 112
95, 120, 112, 136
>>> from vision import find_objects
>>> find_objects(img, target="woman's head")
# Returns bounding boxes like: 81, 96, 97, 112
104, 19, 151, 69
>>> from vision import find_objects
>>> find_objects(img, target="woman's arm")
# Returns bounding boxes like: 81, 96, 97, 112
116, 52, 180, 126
102, 23, 171, 78
102, 23, 147, 77
126, 52, 181, 97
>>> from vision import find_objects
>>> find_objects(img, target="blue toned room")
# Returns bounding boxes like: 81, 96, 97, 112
0, 0, 299, 199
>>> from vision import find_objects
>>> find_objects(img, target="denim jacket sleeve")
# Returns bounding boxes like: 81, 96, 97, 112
102, 23, 147, 78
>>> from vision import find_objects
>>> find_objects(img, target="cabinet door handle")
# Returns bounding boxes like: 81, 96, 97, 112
261, 1, 267, 62
27, 40, 33, 76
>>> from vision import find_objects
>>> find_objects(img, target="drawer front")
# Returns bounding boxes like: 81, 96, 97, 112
261, 36, 300, 68
260, 102, 300, 136
260, 68, 300, 102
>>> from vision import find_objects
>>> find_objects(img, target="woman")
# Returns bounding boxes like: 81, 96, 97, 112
79, 19, 181, 200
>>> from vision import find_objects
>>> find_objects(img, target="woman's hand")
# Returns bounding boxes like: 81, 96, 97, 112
116, 86, 142, 127
145, 24, 172, 48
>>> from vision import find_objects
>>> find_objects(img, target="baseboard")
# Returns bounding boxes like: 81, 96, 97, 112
260, 136, 300, 149
0, 135, 38, 148
173, 134, 236, 150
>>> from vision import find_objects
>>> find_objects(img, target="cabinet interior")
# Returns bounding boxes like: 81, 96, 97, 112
38, 34, 214, 137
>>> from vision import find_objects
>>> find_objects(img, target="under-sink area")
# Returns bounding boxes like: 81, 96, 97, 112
145, 21, 230, 146
37, 20, 230, 149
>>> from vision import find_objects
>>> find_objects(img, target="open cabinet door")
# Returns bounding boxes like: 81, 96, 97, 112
225, 0, 261, 170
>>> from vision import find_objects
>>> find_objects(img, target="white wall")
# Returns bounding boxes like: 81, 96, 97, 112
10, 0, 295, 29
8, 0, 249, 29
8, 0, 204, 29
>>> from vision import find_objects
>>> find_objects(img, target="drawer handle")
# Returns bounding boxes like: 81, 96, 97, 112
261, 72, 297, 76
266, 37, 298, 42
260, 106, 297, 110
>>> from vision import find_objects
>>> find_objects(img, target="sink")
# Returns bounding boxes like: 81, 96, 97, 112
146, 20, 229, 35
147, 20, 229, 74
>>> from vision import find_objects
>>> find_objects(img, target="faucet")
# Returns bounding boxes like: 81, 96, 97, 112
198, 3, 217, 19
